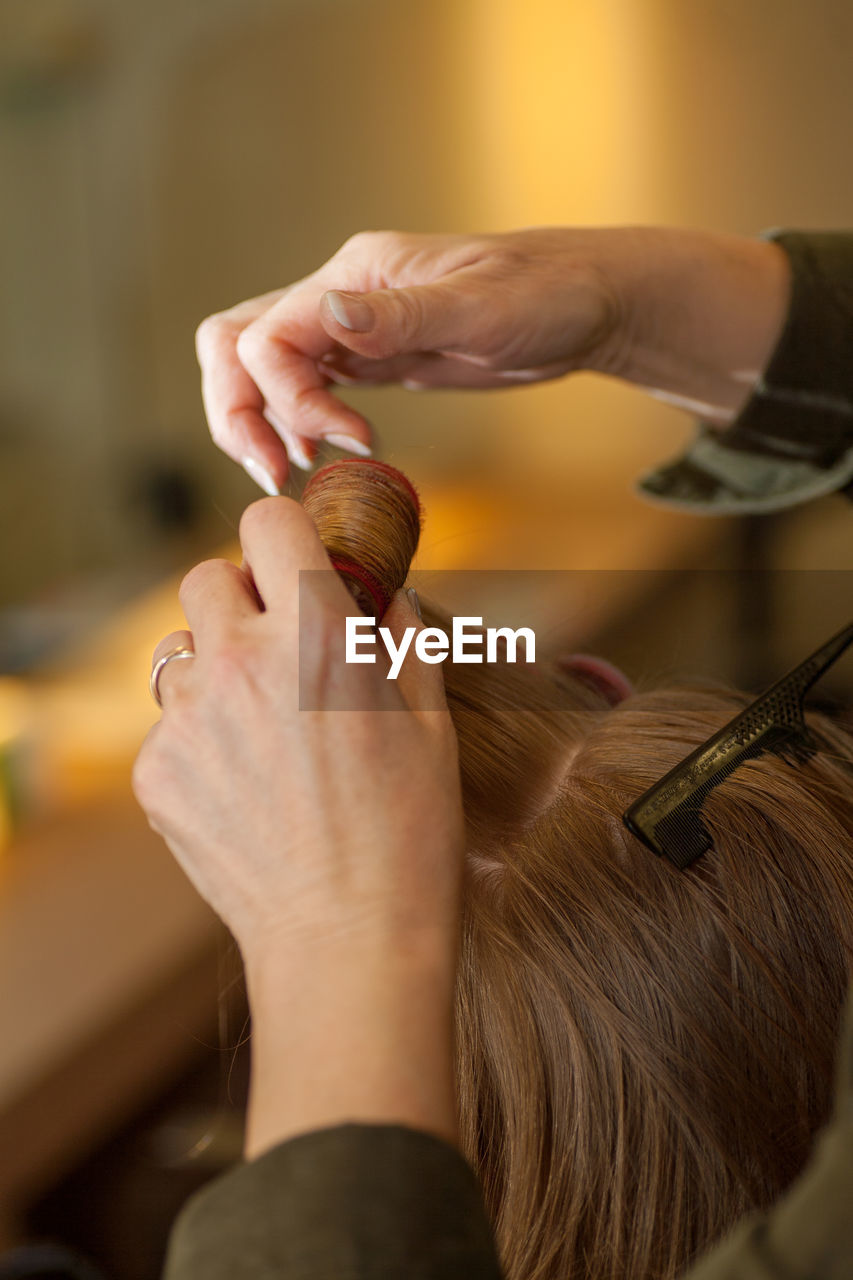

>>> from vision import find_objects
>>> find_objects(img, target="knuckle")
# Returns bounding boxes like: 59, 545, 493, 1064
130, 751, 147, 802
239, 494, 301, 544
179, 556, 239, 609
210, 416, 244, 456
179, 559, 213, 600
238, 495, 276, 542
487, 244, 527, 277
133, 742, 186, 836
338, 230, 366, 255
132, 748, 161, 813
465, 232, 526, 279
393, 287, 424, 330
234, 322, 265, 368
208, 417, 228, 449
337, 229, 408, 262
207, 641, 252, 689
195, 312, 229, 357
207, 638, 271, 712
339, 229, 380, 254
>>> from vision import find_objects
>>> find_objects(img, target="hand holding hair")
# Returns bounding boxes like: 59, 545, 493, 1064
195, 226, 789, 492
142, 461, 853, 1276
134, 463, 465, 1157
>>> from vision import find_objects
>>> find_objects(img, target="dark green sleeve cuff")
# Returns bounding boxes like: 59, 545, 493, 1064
161, 994, 853, 1280
163, 1124, 504, 1280
638, 231, 853, 514
683, 990, 853, 1280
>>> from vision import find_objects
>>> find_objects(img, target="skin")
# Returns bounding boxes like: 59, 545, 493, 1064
194, 226, 791, 492
138, 225, 791, 1159
134, 499, 464, 1157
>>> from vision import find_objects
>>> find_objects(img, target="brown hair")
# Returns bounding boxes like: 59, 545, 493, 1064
446, 664, 853, 1279
307, 461, 853, 1280
302, 459, 421, 616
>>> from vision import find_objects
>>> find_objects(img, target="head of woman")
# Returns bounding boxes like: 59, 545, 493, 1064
304, 459, 853, 1280
439, 629, 853, 1280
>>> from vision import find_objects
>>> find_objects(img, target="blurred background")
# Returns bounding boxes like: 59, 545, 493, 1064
0, 1, 851, 1275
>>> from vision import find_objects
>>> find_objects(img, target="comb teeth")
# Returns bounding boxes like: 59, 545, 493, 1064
627, 728, 813, 865
623, 621, 853, 869
651, 810, 711, 870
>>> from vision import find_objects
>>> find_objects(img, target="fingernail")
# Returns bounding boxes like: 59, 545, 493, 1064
325, 290, 375, 333
406, 587, 422, 621
262, 407, 314, 472
242, 456, 279, 496
324, 433, 372, 457
287, 436, 315, 472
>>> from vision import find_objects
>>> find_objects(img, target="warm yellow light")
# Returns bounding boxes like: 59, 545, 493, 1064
461, 0, 654, 227
0, 678, 32, 853
0, 678, 30, 747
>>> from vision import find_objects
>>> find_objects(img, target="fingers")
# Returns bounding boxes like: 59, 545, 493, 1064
200, 354, 289, 495
151, 561, 263, 711
152, 629, 195, 668
318, 269, 498, 364
199, 228, 593, 487
195, 234, 504, 479
237, 497, 346, 615
231, 268, 500, 461
197, 284, 351, 489
150, 630, 195, 707
230, 275, 375, 460
236, 320, 374, 458
179, 558, 262, 639
196, 289, 296, 491
198, 294, 374, 486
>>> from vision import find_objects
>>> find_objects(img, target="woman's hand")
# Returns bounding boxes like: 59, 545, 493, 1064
195, 226, 789, 494
194, 228, 626, 491
133, 498, 465, 1155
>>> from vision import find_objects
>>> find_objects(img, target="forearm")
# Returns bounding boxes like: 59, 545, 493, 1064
594, 227, 791, 424
242, 927, 460, 1161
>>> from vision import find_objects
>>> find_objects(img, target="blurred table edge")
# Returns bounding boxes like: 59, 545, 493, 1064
0, 794, 224, 1241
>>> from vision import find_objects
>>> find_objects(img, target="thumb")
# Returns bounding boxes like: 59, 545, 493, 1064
320, 278, 486, 361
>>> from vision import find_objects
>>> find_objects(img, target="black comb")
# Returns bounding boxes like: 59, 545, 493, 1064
623, 621, 853, 869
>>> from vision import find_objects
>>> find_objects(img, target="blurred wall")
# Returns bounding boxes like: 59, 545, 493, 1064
452, 0, 853, 484
1, 0, 852, 620
0, 0, 483, 615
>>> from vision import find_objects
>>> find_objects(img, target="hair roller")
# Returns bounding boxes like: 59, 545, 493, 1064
301, 459, 421, 616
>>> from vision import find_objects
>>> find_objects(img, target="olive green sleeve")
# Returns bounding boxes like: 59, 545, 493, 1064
681, 989, 853, 1280
164, 992, 851, 1279
638, 231, 853, 514
163, 1124, 504, 1280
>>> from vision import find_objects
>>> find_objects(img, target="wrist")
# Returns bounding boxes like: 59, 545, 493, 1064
589, 227, 792, 422
242, 928, 460, 1161
242, 920, 459, 1009
239, 901, 461, 985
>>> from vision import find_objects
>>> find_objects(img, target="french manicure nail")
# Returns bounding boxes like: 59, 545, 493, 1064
262, 407, 314, 472
324, 433, 372, 457
406, 587, 422, 621
324, 291, 375, 333
242, 456, 279, 496
287, 436, 315, 472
